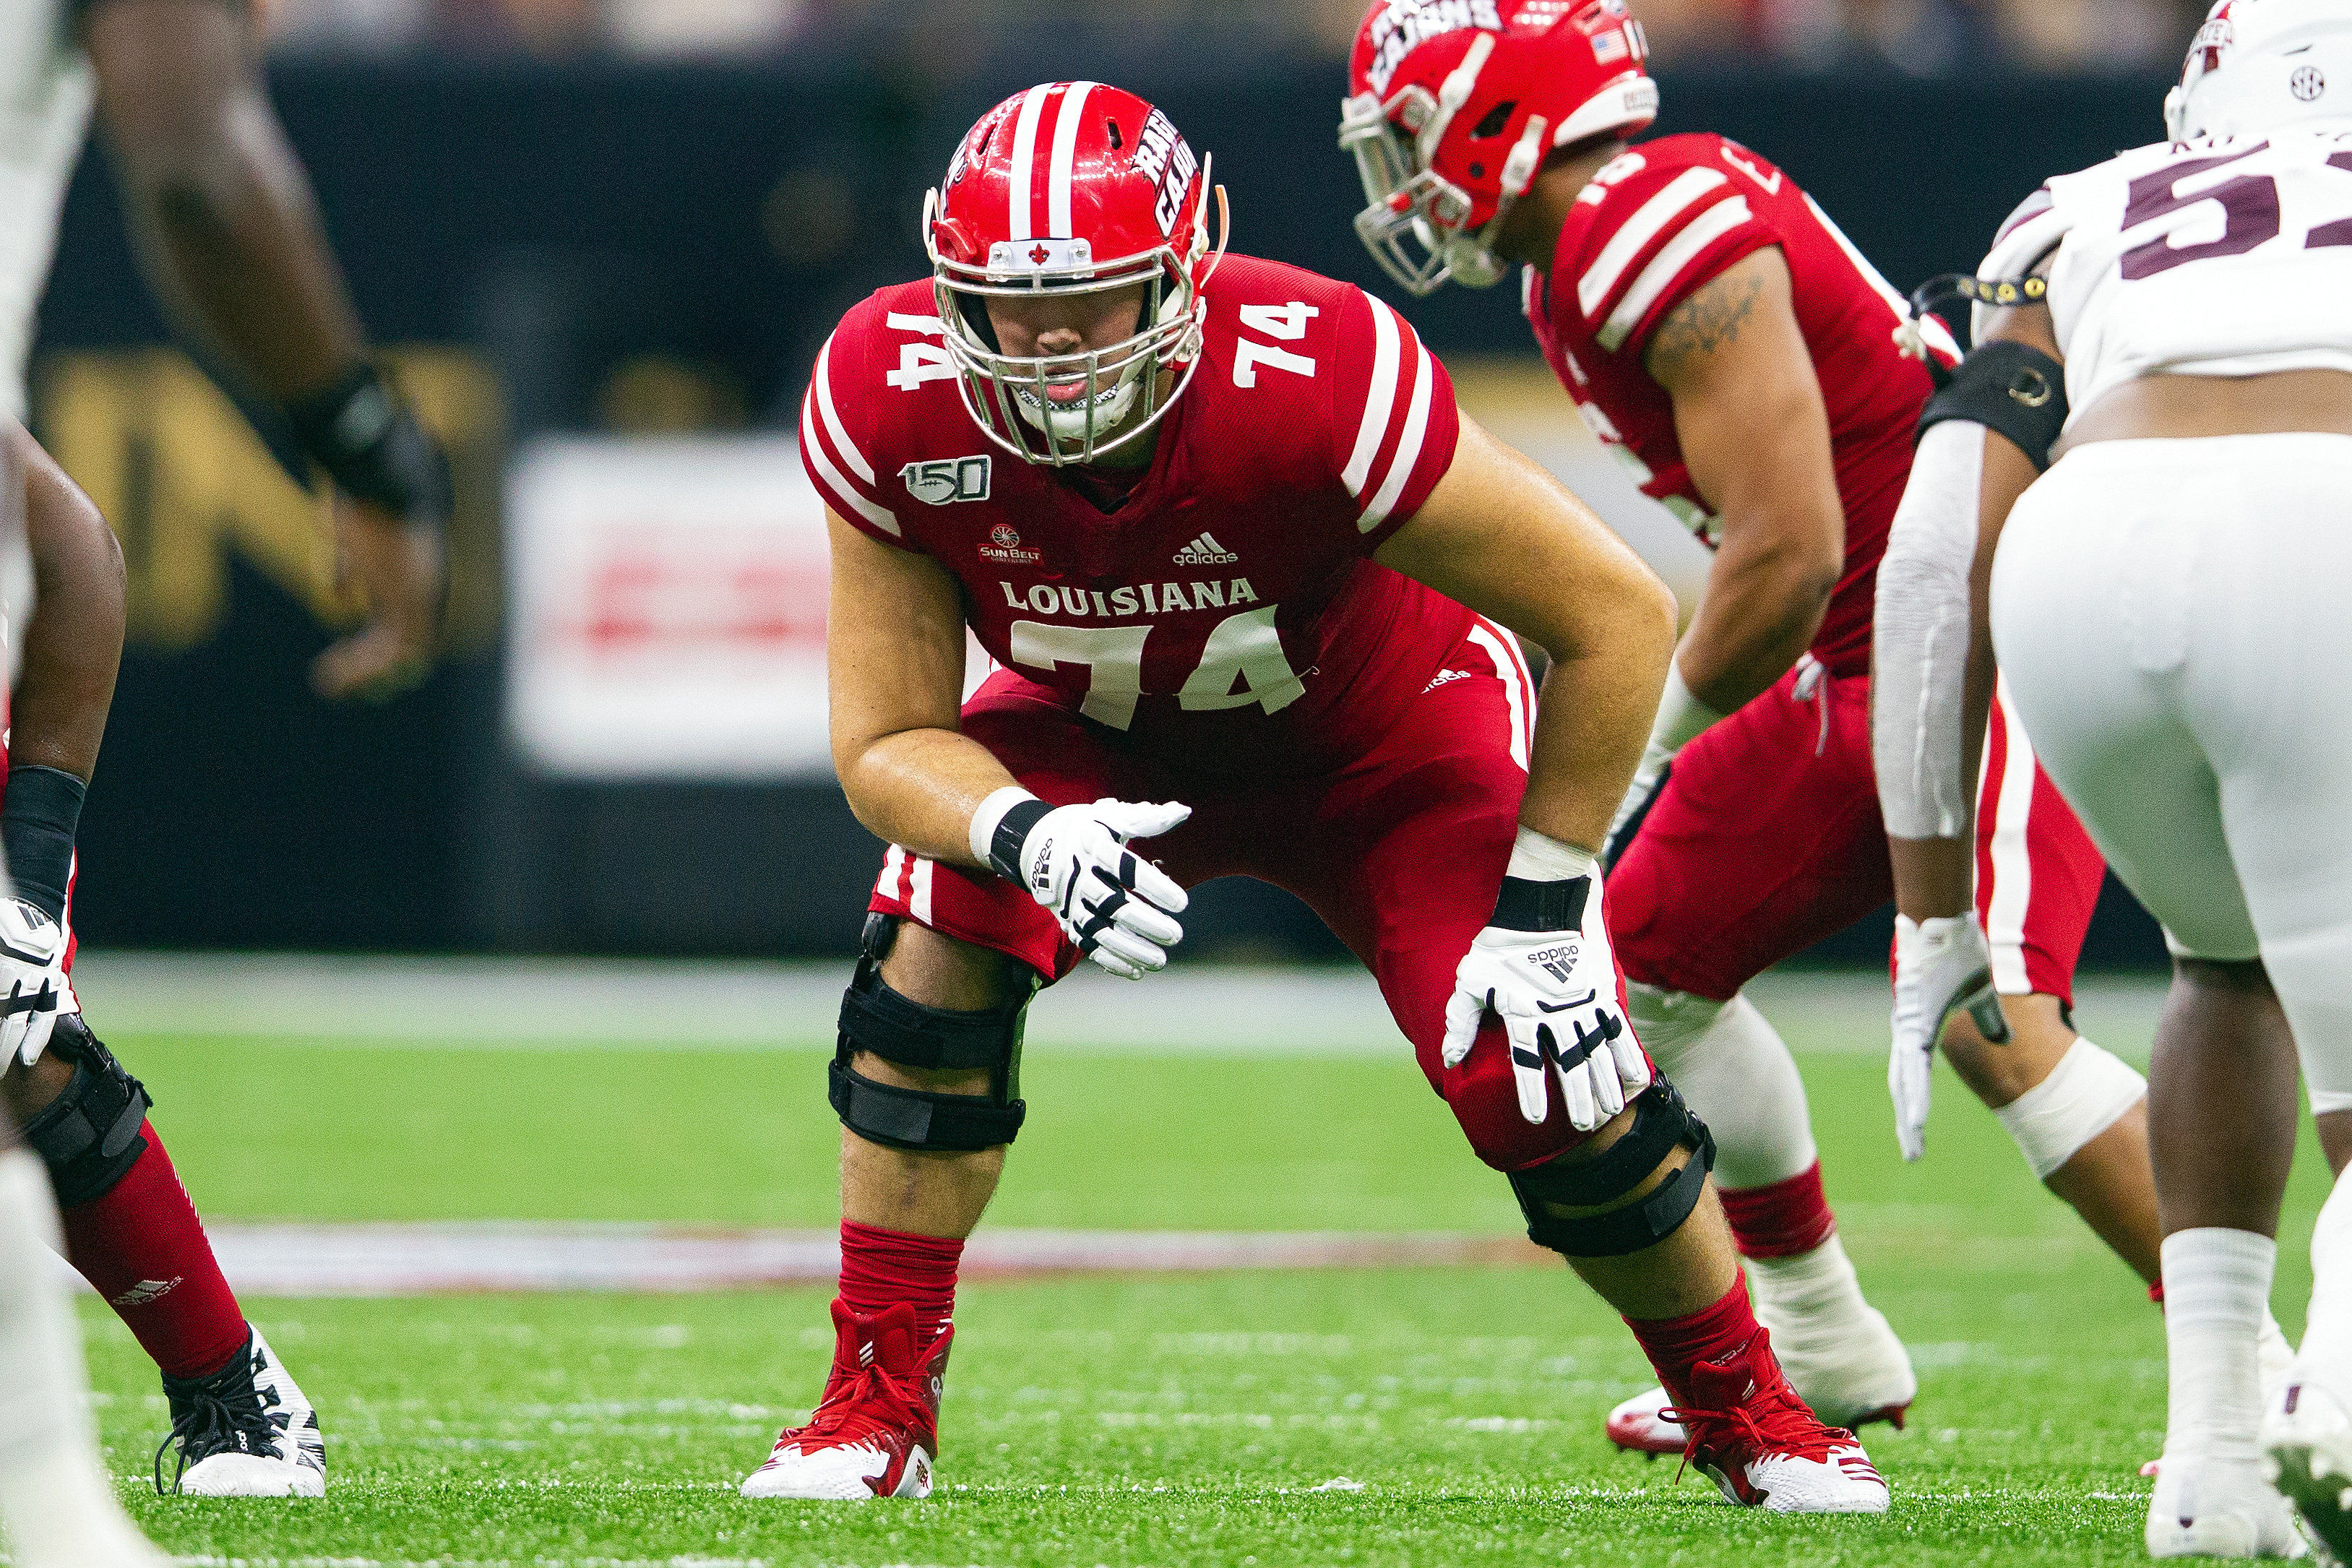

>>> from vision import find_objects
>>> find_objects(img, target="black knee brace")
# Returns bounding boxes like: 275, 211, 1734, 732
1507, 1079, 1716, 1259
827, 915, 1033, 1153
20, 1016, 151, 1207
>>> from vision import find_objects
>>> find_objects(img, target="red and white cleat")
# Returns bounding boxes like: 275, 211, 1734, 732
1610, 1377, 1909, 1457
740, 1300, 947, 1502
1663, 1328, 1891, 1513
1607, 1385, 1688, 1457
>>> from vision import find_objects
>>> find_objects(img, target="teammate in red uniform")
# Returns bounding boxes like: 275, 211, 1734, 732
1341, 0, 2205, 1452
748, 80, 1888, 1515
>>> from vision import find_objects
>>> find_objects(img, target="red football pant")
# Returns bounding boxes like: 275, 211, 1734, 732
866, 619, 1634, 1174
61, 1124, 249, 1380
1608, 662, 2106, 1005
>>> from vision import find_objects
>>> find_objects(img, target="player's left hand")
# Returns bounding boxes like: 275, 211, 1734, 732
1443, 840, 1650, 1131
313, 495, 444, 702
0, 897, 68, 1066
1889, 910, 2011, 1161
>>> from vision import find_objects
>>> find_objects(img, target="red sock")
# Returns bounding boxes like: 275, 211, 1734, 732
2150, 1279, 2166, 1308
838, 1220, 963, 1349
1625, 1273, 1766, 1410
1715, 1161, 1838, 1259
58, 1122, 249, 1379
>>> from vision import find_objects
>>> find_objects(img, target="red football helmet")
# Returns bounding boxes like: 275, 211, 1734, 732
1340, 0, 1658, 296
927, 82, 1228, 467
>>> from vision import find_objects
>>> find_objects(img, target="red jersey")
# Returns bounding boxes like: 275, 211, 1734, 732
1522, 133, 1957, 676
801, 254, 1466, 774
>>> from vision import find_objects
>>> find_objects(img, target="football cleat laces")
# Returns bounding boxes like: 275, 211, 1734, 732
155, 1341, 301, 1494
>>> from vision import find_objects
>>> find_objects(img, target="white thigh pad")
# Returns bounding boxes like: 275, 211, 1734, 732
1629, 984, 1818, 1191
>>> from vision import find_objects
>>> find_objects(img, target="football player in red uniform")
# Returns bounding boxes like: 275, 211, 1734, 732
747, 81, 1889, 1515
1340, 0, 2215, 1454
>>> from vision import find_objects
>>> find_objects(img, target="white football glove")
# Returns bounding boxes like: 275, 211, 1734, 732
0, 897, 66, 1066
973, 791, 1190, 981
1442, 830, 1650, 1132
1889, 910, 2011, 1161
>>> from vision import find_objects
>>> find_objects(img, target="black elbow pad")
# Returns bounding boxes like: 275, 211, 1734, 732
1917, 340, 2069, 472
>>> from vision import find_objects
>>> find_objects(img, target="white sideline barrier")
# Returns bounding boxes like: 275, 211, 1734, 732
188, 1223, 1547, 1296
67, 952, 2168, 1059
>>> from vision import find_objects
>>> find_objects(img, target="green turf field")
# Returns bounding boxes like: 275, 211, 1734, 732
67, 965, 2339, 1566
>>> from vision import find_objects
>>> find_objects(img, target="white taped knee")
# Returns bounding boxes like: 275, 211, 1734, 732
1628, 984, 1818, 1190
1993, 1038, 2147, 1179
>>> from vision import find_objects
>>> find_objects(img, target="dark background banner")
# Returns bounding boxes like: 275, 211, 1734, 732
35, 56, 2169, 962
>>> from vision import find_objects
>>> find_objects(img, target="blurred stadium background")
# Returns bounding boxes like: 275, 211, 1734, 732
40, 0, 2184, 967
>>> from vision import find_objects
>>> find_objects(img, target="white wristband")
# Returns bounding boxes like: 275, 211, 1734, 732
968, 785, 1041, 866
1650, 660, 1726, 757
1505, 824, 1597, 882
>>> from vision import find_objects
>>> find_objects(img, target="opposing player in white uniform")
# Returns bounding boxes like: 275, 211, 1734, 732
0, 0, 460, 1499
1877, 0, 2352, 1554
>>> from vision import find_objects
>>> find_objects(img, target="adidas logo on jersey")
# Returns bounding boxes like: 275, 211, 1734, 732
1423, 668, 1470, 692
1172, 532, 1238, 567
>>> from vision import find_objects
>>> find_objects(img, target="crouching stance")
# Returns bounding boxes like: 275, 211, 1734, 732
741, 82, 1887, 1515
0, 423, 322, 1497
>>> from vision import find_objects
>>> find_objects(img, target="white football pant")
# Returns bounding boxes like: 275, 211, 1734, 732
1991, 433, 2352, 1116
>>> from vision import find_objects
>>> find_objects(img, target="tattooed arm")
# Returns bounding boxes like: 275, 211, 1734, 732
1642, 246, 1845, 712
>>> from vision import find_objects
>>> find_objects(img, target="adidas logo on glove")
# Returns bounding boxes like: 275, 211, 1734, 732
1172, 532, 1238, 566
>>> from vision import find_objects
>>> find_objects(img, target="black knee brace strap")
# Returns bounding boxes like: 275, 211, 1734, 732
1508, 1080, 1716, 1259
21, 1017, 151, 1207
828, 918, 1030, 1153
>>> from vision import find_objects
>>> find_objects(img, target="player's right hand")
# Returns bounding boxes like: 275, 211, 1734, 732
1011, 799, 1192, 981
0, 897, 66, 1066
1889, 911, 2010, 1161
313, 495, 446, 703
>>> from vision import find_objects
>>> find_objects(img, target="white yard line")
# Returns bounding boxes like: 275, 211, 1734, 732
104, 1222, 1543, 1296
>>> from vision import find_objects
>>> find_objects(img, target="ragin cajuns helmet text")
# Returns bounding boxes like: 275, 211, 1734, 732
1340, 0, 1658, 294
926, 82, 1227, 467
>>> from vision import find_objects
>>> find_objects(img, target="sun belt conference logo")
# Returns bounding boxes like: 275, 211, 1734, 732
980, 520, 1041, 566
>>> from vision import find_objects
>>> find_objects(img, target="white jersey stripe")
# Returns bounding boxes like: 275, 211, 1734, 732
1598, 195, 1752, 353
1465, 620, 1530, 772
1007, 85, 1050, 243
1360, 335, 1434, 533
1984, 672, 2038, 994
1806, 191, 1961, 361
910, 855, 936, 926
811, 337, 874, 484
1577, 167, 1727, 321
1342, 295, 1404, 498
879, 845, 906, 900
800, 390, 900, 536
1495, 619, 1539, 754
1047, 81, 1094, 238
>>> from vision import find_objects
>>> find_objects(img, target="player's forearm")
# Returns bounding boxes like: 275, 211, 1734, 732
7, 430, 123, 785
1673, 520, 1838, 712
88, 1, 367, 401
835, 729, 1024, 874
1874, 420, 2040, 921
1520, 585, 1677, 855
119, 109, 366, 400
